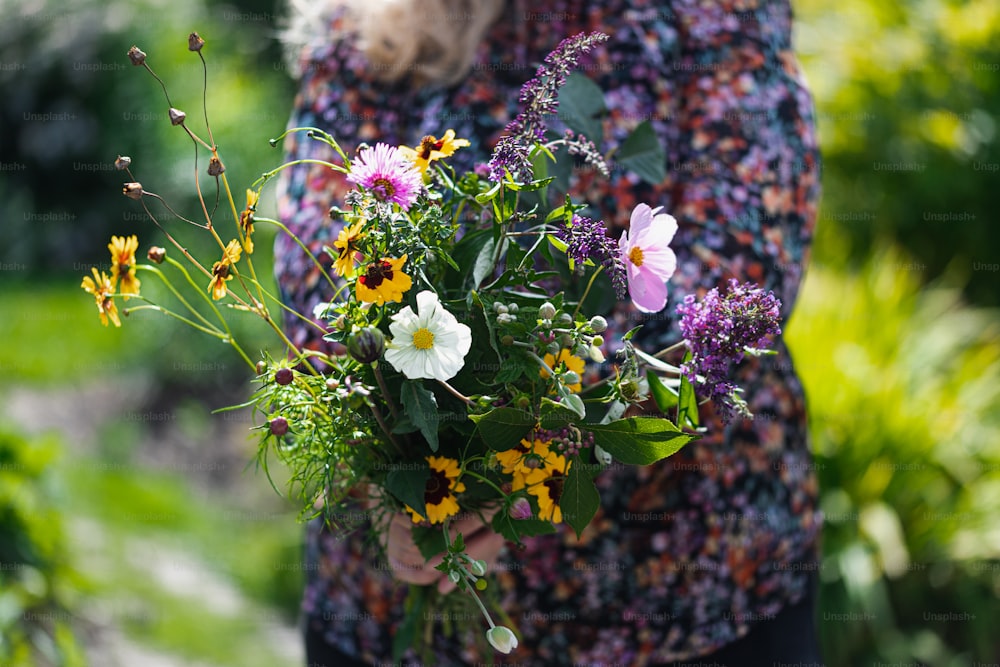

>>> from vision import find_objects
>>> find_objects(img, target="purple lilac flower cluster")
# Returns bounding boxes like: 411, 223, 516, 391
676, 280, 782, 420
555, 214, 627, 299
488, 32, 609, 181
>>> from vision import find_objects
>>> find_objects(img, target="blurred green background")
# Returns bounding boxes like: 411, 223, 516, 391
1, 0, 998, 665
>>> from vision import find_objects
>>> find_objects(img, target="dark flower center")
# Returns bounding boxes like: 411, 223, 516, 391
543, 470, 565, 503
425, 468, 451, 506
417, 135, 446, 160
372, 177, 396, 200
360, 260, 393, 288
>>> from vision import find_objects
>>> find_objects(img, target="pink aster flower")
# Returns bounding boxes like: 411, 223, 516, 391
618, 203, 678, 313
347, 143, 422, 210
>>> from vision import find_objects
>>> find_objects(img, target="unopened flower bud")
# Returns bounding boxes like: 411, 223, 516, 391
469, 559, 487, 577
495, 304, 509, 315
487, 626, 518, 654
589, 346, 606, 363
539, 302, 556, 320
122, 182, 143, 200
188, 32, 205, 52
146, 246, 166, 264
509, 497, 532, 520
269, 416, 289, 436
589, 315, 608, 333
275, 368, 294, 386
207, 156, 225, 176
255, 361, 267, 375
558, 312, 573, 325
326, 378, 340, 391
115, 155, 132, 170
449, 570, 461, 584
334, 314, 347, 331
475, 578, 488, 591
168, 107, 186, 126
591, 335, 605, 348
562, 371, 580, 386
347, 327, 386, 364
501, 335, 514, 346
127, 45, 146, 66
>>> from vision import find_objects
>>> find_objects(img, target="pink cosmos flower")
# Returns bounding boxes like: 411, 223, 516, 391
347, 143, 422, 210
618, 203, 678, 313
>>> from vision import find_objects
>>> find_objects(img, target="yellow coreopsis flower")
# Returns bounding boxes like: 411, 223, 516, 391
332, 220, 365, 278
405, 456, 467, 524
540, 349, 586, 393
208, 239, 242, 300
240, 189, 259, 254
525, 454, 570, 524
356, 254, 412, 306
496, 437, 561, 491
80, 267, 121, 327
399, 129, 470, 174
108, 234, 141, 299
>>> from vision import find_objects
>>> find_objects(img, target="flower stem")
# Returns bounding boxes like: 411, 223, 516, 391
572, 265, 604, 321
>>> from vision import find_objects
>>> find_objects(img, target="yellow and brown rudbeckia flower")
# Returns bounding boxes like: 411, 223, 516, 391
208, 239, 242, 300
399, 129, 470, 174
405, 456, 466, 524
356, 254, 412, 306
108, 234, 141, 299
80, 268, 121, 327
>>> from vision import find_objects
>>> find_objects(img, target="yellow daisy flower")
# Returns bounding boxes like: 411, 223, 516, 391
399, 129, 470, 174
356, 254, 412, 306
239, 189, 259, 254
496, 437, 561, 491
524, 454, 571, 524
80, 268, 121, 327
405, 456, 467, 524
208, 239, 242, 300
108, 234, 141, 299
332, 220, 365, 278
540, 349, 586, 392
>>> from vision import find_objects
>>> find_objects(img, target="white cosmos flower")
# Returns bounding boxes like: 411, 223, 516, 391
385, 290, 472, 381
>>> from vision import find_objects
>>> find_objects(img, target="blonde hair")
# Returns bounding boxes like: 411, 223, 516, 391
282, 0, 505, 87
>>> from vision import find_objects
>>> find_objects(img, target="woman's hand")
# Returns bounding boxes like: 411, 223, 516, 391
381, 509, 505, 595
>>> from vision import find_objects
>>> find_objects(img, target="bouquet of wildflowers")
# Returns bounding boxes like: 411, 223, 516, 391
82, 31, 783, 657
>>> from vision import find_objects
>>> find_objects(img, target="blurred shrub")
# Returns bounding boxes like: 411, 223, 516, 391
1, 0, 293, 281
795, 0, 1000, 306
0, 429, 85, 667
788, 248, 1000, 665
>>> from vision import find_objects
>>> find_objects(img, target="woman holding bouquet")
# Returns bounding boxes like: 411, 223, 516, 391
277, 0, 823, 664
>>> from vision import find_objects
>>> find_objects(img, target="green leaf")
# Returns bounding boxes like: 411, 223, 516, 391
646, 371, 679, 413
412, 525, 448, 562
385, 465, 430, 521
617, 120, 666, 185
491, 510, 556, 547
588, 418, 695, 465
538, 398, 579, 429
494, 357, 528, 384
559, 391, 586, 419
557, 72, 606, 144
561, 459, 600, 538
677, 351, 700, 429
469, 407, 535, 451
401, 381, 441, 451
472, 236, 498, 290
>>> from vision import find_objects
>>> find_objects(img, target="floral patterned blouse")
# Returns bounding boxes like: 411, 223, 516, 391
275, 0, 823, 664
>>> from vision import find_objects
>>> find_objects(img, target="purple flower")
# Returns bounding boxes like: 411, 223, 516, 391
676, 280, 782, 420
347, 143, 422, 210
488, 31, 609, 182
555, 214, 627, 299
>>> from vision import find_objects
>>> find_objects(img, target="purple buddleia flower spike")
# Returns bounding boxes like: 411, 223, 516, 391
555, 214, 627, 299
488, 31, 609, 182
676, 280, 783, 421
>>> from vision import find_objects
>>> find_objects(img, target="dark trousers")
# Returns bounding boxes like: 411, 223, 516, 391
305, 576, 823, 667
